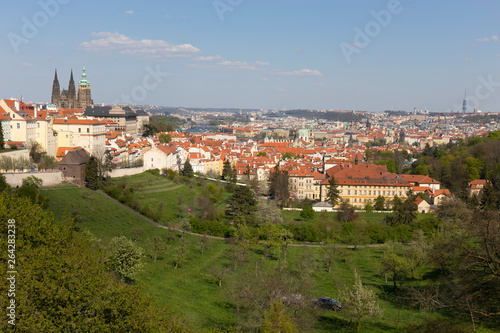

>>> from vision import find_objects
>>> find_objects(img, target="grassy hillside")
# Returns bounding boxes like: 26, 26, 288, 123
42, 181, 498, 332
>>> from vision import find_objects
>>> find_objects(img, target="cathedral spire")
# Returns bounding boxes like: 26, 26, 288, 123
51, 69, 60, 106
67, 69, 77, 108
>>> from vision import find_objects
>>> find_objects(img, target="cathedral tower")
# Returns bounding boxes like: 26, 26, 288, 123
77, 66, 93, 109
67, 70, 77, 109
51, 69, 60, 106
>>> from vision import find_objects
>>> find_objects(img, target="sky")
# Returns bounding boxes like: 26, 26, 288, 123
1, 0, 500, 112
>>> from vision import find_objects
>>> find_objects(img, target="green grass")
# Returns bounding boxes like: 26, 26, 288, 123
42, 181, 499, 333
107, 173, 226, 224
282, 210, 389, 223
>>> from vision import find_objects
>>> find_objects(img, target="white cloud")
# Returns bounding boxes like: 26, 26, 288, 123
190, 56, 269, 71
278, 88, 287, 92
193, 55, 223, 62
476, 37, 490, 42
79, 32, 200, 59
476, 35, 498, 42
465, 57, 474, 62
20, 62, 34, 68
165, 14, 171, 18
255, 61, 270, 66
277, 69, 323, 77
125, 10, 134, 15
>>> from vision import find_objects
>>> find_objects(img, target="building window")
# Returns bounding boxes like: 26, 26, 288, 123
79, 128, 81, 133
87, 128, 90, 133
17, 123, 20, 129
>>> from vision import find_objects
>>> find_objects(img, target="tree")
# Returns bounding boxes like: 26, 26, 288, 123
269, 165, 290, 206
226, 185, 257, 225
85, 156, 100, 190
159, 133, 172, 143
374, 195, 386, 211
319, 239, 340, 273
222, 159, 232, 180
0, 193, 192, 332
94, 148, 113, 179
22, 175, 43, 188
141, 123, 155, 137
300, 205, 315, 220
29, 141, 45, 164
107, 236, 144, 281
182, 159, 193, 177
385, 193, 417, 226
262, 300, 298, 333
256, 201, 283, 225
336, 201, 358, 222
340, 270, 384, 330
0, 174, 9, 192
381, 242, 410, 290
257, 152, 267, 157
38, 155, 57, 171
0, 120, 4, 150
325, 176, 340, 207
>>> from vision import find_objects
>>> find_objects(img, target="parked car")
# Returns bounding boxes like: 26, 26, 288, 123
312, 297, 342, 311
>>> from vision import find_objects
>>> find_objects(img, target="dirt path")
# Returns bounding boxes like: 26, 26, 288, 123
95, 190, 385, 248
138, 185, 185, 194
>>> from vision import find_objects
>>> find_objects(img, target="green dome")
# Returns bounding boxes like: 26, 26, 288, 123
79, 66, 90, 86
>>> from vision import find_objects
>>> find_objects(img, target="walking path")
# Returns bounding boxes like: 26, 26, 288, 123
96, 190, 385, 248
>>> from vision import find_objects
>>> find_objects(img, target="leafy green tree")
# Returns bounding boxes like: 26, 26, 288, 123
374, 195, 385, 211
107, 236, 144, 281
159, 133, 172, 143
22, 175, 43, 188
480, 182, 498, 211
0, 193, 192, 332
281, 152, 293, 160
257, 152, 267, 157
340, 270, 384, 330
85, 156, 99, 190
381, 242, 410, 290
364, 203, 374, 212
38, 155, 58, 170
226, 186, 257, 225
0, 174, 9, 192
262, 300, 298, 333
300, 205, 315, 220
325, 176, 340, 207
16, 184, 49, 208
182, 159, 193, 177
385, 194, 417, 226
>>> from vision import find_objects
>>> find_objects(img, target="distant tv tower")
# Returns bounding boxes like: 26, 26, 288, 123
462, 90, 467, 114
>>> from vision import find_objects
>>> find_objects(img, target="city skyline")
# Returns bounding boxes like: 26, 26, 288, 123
2, 0, 500, 112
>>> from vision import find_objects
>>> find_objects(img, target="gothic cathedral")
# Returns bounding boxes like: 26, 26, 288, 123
51, 66, 93, 109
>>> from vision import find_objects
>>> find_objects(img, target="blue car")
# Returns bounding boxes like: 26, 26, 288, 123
312, 297, 342, 311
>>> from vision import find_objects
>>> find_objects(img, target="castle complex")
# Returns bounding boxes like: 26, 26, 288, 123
51, 66, 93, 109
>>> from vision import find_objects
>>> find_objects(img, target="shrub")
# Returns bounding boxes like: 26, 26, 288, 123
147, 168, 160, 176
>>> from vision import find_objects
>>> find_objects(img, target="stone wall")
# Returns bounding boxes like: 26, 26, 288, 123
109, 167, 145, 178
4, 171, 64, 187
